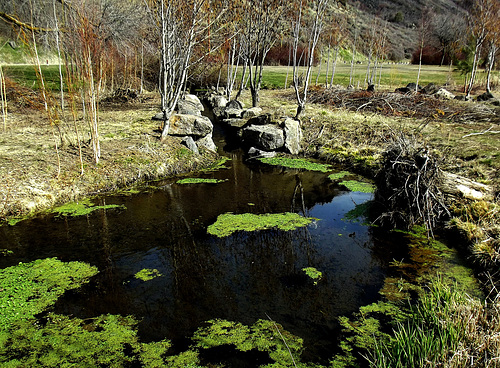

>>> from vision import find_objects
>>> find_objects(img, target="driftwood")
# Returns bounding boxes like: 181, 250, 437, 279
375, 135, 495, 234
439, 171, 494, 202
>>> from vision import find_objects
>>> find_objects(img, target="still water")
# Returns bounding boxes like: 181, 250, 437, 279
0, 124, 400, 364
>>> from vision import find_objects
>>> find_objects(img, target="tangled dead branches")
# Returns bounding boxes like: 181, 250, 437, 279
307, 88, 500, 124
375, 135, 450, 234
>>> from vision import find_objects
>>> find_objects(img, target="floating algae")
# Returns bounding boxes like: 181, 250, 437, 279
339, 180, 376, 193
302, 267, 323, 285
258, 156, 332, 172
207, 212, 316, 237
134, 268, 163, 281
52, 198, 125, 217
176, 178, 227, 184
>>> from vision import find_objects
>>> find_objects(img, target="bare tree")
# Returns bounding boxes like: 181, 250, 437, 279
239, 0, 287, 107
485, 0, 500, 93
415, 7, 433, 92
291, 0, 328, 119
465, 0, 496, 98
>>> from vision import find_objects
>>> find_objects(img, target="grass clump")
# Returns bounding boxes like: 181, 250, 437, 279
207, 212, 315, 237
367, 278, 500, 368
258, 156, 332, 172
176, 178, 227, 184
0, 258, 98, 331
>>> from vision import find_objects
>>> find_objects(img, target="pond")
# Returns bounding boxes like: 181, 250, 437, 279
0, 121, 411, 366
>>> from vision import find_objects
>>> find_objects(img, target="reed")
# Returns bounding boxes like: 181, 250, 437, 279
368, 277, 500, 368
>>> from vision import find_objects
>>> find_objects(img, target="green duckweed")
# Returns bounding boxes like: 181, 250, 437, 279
207, 212, 316, 237
176, 178, 227, 184
258, 156, 332, 172
134, 268, 162, 281
339, 180, 376, 193
52, 198, 125, 217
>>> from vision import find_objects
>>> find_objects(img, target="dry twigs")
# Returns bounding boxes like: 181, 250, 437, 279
375, 134, 449, 234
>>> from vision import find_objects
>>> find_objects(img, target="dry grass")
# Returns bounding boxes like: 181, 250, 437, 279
0, 94, 219, 221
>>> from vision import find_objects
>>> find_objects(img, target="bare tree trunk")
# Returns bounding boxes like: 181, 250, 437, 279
486, 43, 496, 93
329, 46, 338, 88
0, 65, 7, 132
324, 42, 330, 87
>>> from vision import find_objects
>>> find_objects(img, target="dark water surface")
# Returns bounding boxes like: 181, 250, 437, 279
0, 124, 401, 364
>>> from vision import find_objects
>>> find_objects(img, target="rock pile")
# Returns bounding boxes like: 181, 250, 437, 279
204, 93, 303, 156
152, 94, 216, 153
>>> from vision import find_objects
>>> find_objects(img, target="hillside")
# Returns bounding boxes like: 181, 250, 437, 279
348, 0, 468, 61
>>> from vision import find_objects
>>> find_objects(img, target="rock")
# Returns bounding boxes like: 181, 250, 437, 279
242, 107, 263, 118
282, 118, 302, 155
168, 114, 213, 137
476, 91, 495, 101
241, 124, 284, 151
224, 108, 243, 119
181, 136, 199, 154
247, 113, 272, 126
226, 100, 244, 110
247, 147, 276, 159
182, 94, 204, 112
434, 88, 455, 100
210, 95, 228, 109
406, 82, 422, 92
395, 87, 411, 94
177, 99, 202, 116
212, 106, 226, 120
195, 133, 217, 152
223, 118, 248, 130
422, 83, 439, 95
152, 111, 169, 121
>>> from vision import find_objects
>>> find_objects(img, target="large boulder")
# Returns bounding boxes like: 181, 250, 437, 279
226, 100, 244, 110
224, 108, 243, 119
181, 136, 199, 154
168, 114, 213, 137
181, 94, 204, 112
209, 95, 228, 109
247, 113, 272, 126
282, 118, 302, 155
195, 133, 217, 152
241, 124, 284, 151
242, 107, 263, 118
223, 118, 248, 130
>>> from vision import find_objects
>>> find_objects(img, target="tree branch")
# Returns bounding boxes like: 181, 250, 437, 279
0, 12, 55, 32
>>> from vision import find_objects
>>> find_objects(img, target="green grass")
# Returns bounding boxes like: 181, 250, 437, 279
3, 64, 67, 92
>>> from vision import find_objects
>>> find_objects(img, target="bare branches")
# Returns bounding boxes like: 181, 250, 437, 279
462, 125, 500, 138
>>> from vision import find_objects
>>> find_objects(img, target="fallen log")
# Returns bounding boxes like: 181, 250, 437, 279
439, 171, 494, 202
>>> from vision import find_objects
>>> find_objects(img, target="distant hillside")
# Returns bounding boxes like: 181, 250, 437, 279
347, 0, 468, 61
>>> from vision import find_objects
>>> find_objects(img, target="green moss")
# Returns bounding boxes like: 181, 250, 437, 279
0, 249, 14, 256
176, 178, 227, 184
328, 171, 351, 180
302, 267, 323, 285
258, 156, 332, 172
6, 218, 26, 226
201, 156, 231, 171
339, 180, 375, 193
207, 212, 316, 237
0, 258, 98, 331
51, 199, 125, 217
134, 268, 162, 281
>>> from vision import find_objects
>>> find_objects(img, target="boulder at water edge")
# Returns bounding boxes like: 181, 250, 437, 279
169, 114, 213, 137
282, 118, 302, 155
241, 124, 284, 151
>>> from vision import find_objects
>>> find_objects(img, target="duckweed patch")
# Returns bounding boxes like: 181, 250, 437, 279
328, 171, 352, 181
176, 178, 227, 184
339, 180, 376, 193
192, 318, 304, 365
207, 212, 316, 237
51, 198, 126, 217
302, 267, 323, 284
258, 156, 332, 172
202, 156, 231, 171
134, 268, 162, 281
0, 258, 98, 331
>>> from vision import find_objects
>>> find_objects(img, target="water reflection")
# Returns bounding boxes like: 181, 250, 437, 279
0, 149, 385, 364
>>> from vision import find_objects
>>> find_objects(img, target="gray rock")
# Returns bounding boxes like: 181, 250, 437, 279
182, 94, 204, 111
226, 100, 244, 110
247, 113, 272, 126
224, 118, 248, 129
152, 111, 169, 121
177, 99, 202, 116
242, 124, 284, 151
476, 91, 495, 101
212, 106, 226, 119
434, 88, 455, 100
422, 83, 439, 95
169, 114, 213, 137
242, 107, 263, 118
282, 118, 302, 155
195, 133, 217, 152
248, 147, 276, 159
210, 95, 228, 109
181, 136, 199, 154
224, 108, 243, 119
